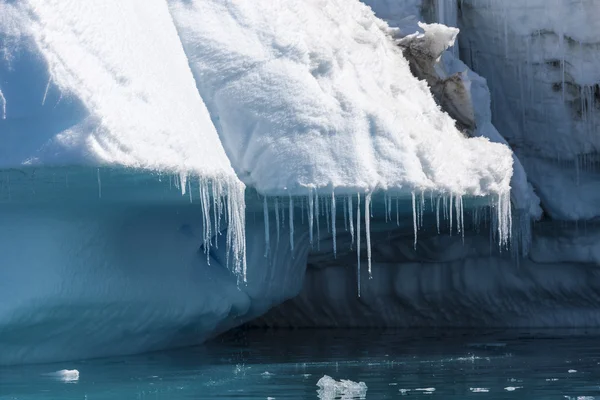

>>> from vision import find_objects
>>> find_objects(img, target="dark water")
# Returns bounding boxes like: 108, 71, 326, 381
1, 329, 600, 399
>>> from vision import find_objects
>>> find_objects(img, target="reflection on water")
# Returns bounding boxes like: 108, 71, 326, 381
1, 329, 600, 399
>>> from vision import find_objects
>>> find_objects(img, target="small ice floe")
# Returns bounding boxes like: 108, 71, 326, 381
415, 388, 436, 392
470, 388, 490, 393
45, 369, 79, 382
569, 369, 578, 373
267, 397, 276, 400
262, 371, 274, 378
399, 389, 411, 395
504, 387, 522, 391
389, 383, 398, 386
546, 378, 559, 381
468, 343, 507, 349
317, 375, 367, 400
564, 396, 594, 400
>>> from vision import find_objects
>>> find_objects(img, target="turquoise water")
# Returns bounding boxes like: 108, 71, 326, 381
1, 329, 600, 399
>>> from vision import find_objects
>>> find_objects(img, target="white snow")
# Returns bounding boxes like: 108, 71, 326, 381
45, 369, 79, 382
316, 375, 368, 400
168, 0, 514, 203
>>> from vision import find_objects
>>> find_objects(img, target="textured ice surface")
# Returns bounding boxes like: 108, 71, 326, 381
168, 0, 514, 201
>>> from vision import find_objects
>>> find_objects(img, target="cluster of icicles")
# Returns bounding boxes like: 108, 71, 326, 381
261, 189, 512, 296
172, 173, 247, 282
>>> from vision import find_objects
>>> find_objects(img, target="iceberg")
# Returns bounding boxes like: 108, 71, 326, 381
0, 0, 596, 365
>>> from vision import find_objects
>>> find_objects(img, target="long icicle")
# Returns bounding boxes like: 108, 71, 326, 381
331, 191, 337, 258
412, 191, 417, 250
263, 196, 270, 257
356, 193, 361, 296
348, 195, 355, 250
289, 195, 294, 252
308, 189, 314, 246
365, 192, 372, 279
315, 192, 321, 250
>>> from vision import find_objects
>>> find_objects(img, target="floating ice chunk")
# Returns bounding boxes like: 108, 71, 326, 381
45, 369, 79, 382
415, 388, 436, 392
262, 371, 274, 378
504, 387, 521, 391
316, 375, 367, 400
546, 378, 559, 382
568, 369, 578, 373
470, 387, 490, 393
400, 388, 411, 395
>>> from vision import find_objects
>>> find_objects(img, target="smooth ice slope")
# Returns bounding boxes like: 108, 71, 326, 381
0, 1, 235, 179
168, 0, 514, 203
0, 171, 310, 365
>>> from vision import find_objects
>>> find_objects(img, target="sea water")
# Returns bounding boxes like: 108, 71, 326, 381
1, 329, 600, 399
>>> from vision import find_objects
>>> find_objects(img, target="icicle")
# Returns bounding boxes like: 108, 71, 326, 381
315, 192, 321, 250
0, 88, 6, 120
331, 192, 337, 258
97, 168, 102, 198
412, 191, 417, 250
263, 197, 270, 257
199, 179, 212, 264
384, 194, 388, 223
275, 197, 280, 245
387, 193, 392, 221
348, 195, 354, 249
365, 192, 372, 279
449, 194, 453, 236
455, 194, 461, 235
211, 182, 218, 248
289, 195, 294, 252
436, 196, 441, 234
356, 193, 361, 296
343, 197, 348, 231
308, 189, 314, 245
179, 173, 187, 196
188, 179, 193, 203
216, 181, 223, 236
224, 177, 247, 282
420, 191, 425, 228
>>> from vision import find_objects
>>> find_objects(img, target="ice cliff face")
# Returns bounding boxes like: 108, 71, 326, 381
0, 0, 597, 364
